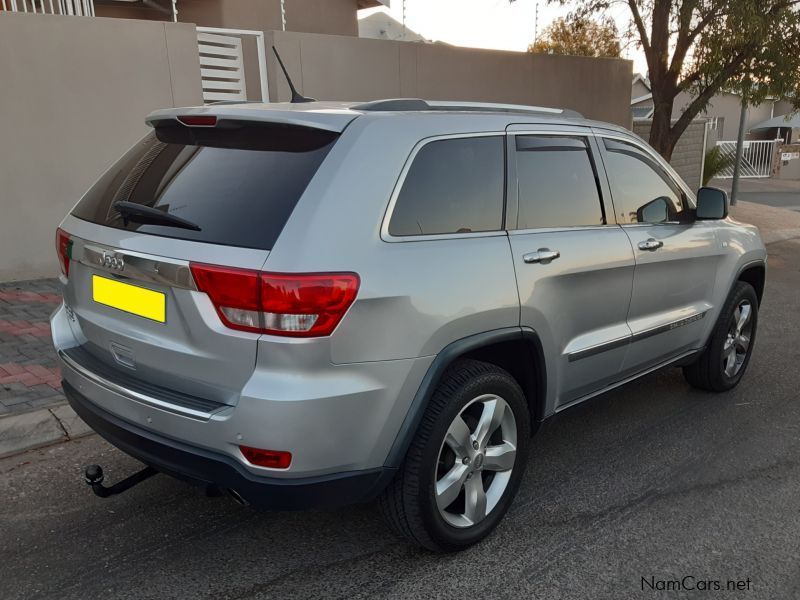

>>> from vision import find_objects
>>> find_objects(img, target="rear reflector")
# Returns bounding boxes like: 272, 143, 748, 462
177, 115, 217, 127
190, 263, 359, 337
239, 446, 292, 469
56, 228, 72, 277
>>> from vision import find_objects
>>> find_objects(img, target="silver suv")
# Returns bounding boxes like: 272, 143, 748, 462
52, 99, 766, 551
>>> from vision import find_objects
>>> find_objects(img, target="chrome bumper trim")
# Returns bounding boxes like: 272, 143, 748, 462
58, 348, 215, 421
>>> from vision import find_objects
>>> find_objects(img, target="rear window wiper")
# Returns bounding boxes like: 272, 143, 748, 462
113, 201, 202, 231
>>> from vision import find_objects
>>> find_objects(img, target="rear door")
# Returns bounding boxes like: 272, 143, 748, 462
61, 120, 339, 405
506, 125, 635, 407
596, 134, 721, 373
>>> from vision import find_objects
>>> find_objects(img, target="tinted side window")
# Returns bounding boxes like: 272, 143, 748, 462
515, 135, 604, 229
603, 138, 685, 224
388, 136, 504, 236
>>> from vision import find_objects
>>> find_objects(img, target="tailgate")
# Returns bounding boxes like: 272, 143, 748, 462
58, 115, 341, 406
60, 232, 267, 406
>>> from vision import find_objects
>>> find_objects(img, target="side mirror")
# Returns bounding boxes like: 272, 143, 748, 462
696, 187, 728, 220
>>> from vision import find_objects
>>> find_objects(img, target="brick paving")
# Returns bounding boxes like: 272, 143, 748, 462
0, 279, 64, 416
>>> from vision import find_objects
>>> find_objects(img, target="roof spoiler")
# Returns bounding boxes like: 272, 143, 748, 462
145, 107, 356, 133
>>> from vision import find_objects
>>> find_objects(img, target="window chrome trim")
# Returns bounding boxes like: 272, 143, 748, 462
380, 131, 507, 243
508, 224, 615, 235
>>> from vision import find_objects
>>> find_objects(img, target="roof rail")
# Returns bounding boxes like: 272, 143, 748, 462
352, 98, 583, 118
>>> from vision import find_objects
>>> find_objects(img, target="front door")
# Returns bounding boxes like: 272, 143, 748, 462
597, 135, 721, 374
506, 128, 635, 408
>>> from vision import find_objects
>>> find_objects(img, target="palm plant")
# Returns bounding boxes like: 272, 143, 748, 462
703, 146, 734, 186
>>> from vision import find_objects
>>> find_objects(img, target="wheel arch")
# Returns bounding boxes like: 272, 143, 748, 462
737, 261, 766, 304
383, 327, 546, 469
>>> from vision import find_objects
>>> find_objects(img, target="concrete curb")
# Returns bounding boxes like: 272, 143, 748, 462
0, 402, 94, 458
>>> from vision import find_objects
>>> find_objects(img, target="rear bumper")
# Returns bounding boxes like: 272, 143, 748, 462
52, 302, 433, 477
64, 381, 395, 509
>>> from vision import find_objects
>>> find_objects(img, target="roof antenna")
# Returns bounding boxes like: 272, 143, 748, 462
271, 46, 315, 103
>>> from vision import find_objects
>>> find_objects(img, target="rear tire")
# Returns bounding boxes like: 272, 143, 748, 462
683, 281, 758, 392
380, 359, 530, 552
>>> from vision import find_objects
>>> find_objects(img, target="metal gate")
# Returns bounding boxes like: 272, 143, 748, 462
1, 0, 95, 15
715, 140, 779, 178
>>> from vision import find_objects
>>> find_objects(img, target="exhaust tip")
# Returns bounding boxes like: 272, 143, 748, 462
226, 488, 250, 506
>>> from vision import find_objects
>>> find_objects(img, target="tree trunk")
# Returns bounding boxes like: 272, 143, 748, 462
648, 97, 678, 161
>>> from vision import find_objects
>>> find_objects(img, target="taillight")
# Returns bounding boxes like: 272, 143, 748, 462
239, 446, 292, 469
56, 228, 72, 277
190, 263, 359, 337
190, 264, 262, 332
177, 115, 217, 127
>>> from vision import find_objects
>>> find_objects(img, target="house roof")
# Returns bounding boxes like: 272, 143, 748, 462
750, 113, 800, 131
632, 72, 650, 90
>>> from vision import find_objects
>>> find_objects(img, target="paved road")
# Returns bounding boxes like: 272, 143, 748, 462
3, 240, 800, 600
735, 191, 800, 211
710, 178, 800, 212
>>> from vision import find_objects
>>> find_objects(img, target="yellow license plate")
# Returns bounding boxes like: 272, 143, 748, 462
92, 275, 166, 323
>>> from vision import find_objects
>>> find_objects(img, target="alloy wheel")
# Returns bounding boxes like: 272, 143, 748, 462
723, 299, 753, 378
434, 394, 517, 528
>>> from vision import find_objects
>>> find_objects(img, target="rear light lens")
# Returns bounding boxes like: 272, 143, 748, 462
56, 228, 72, 277
239, 446, 292, 469
190, 263, 359, 337
177, 115, 217, 127
190, 264, 262, 332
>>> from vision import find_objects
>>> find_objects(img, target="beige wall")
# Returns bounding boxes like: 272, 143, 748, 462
633, 119, 707, 191
266, 31, 633, 126
286, 0, 358, 36
176, 0, 358, 36
98, 0, 361, 35
774, 100, 795, 118
777, 144, 800, 180
0, 13, 203, 281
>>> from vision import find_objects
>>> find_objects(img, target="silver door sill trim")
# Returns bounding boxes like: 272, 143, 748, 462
567, 311, 707, 362
556, 348, 700, 414
58, 349, 215, 421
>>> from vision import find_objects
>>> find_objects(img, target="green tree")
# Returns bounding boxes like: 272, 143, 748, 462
529, 16, 621, 57
551, 1, 800, 160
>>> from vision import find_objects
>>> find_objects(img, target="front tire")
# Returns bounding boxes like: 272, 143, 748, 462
683, 281, 759, 392
380, 359, 530, 552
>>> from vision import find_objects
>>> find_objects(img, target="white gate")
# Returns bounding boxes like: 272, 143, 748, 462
715, 140, 779, 178
1, 0, 95, 15
196, 27, 268, 104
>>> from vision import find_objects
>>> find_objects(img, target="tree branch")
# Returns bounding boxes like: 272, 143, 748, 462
669, 49, 752, 144
627, 0, 651, 54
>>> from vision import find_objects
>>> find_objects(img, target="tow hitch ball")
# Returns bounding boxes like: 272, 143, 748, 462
84, 464, 158, 498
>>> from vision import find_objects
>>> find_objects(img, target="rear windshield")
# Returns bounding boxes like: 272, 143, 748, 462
71, 121, 338, 250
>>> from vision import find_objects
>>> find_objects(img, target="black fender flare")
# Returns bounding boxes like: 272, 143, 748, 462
383, 327, 546, 469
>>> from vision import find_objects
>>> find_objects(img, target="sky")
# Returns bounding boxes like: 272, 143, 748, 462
360, 0, 648, 74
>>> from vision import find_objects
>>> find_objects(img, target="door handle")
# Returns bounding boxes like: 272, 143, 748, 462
523, 249, 561, 264
638, 238, 664, 251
